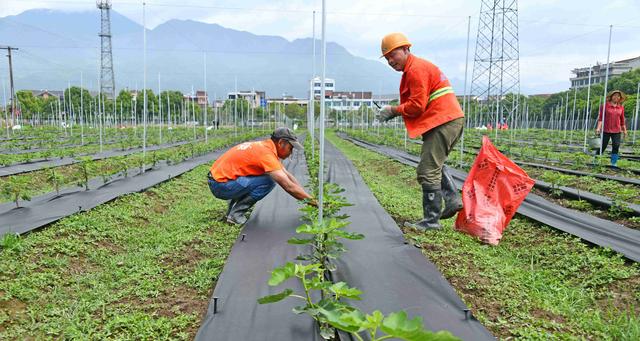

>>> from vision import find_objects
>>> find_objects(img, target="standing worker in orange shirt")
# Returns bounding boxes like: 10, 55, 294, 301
378, 33, 464, 230
208, 127, 315, 225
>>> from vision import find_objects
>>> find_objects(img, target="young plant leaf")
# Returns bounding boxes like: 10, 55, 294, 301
380, 311, 461, 341
288, 237, 315, 245
333, 230, 365, 240
268, 262, 296, 286
317, 300, 362, 333
257, 288, 293, 304
329, 282, 362, 300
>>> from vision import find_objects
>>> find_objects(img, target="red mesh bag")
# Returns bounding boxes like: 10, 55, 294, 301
454, 136, 534, 245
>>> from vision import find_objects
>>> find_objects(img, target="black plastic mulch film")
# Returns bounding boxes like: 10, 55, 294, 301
0, 147, 221, 236
341, 133, 640, 263
196, 146, 323, 341
196, 140, 493, 340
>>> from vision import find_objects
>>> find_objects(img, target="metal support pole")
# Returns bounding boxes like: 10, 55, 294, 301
583, 67, 593, 152
204, 52, 208, 142
318, 0, 327, 222
460, 15, 471, 167
310, 10, 316, 159
80, 73, 85, 145
142, 1, 148, 168
599, 25, 613, 156
633, 82, 639, 144
1, 46, 18, 128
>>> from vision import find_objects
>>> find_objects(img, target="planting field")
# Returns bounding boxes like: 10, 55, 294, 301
327, 130, 640, 339
4, 1, 640, 338
0, 164, 241, 339
1, 125, 640, 340
345, 128, 640, 230
0, 126, 640, 340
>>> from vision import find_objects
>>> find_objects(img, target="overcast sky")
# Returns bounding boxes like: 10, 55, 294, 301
2, 0, 640, 94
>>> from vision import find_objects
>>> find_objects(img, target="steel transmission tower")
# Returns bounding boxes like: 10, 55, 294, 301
97, 0, 115, 98
470, 0, 520, 127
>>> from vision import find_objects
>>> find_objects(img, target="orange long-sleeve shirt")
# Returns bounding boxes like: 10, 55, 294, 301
396, 54, 464, 138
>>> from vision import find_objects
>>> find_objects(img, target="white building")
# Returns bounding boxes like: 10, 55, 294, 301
227, 90, 266, 108
570, 56, 640, 89
309, 77, 397, 111
312, 77, 335, 98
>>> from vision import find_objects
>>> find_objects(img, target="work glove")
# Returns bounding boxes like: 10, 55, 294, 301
378, 105, 397, 122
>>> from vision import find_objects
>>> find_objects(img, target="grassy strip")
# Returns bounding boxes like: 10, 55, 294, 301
0, 163, 240, 339
327, 130, 640, 340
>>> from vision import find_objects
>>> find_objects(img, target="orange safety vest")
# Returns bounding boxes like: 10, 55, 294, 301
396, 54, 464, 138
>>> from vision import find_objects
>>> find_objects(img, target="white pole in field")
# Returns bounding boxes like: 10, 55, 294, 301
62, 86, 68, 136
68, 80, 74, 136
460, 15, 471, 167
583, 67, 593, 152
98, 78, 103, 153
251, 87, 254, 133
599, 25, 612, 156
318, 0, 327, 222
563, 91, 569, 139
632, 81, 639, 144
311, 10, 316, 158
203, 52, 208, 142
158, 73, 162, 144
167, 86, 171, 130
142, 1, 148, 169
569, 86, 577, 145
80, 72, 84, 145
234, 76, 238, 136
2, 80, 7, 138
191, 85, 196, 140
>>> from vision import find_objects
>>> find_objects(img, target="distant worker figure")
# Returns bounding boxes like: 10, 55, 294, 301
596, 90, 628, 167
378, 33, 464, 230
208, 127, 315, 225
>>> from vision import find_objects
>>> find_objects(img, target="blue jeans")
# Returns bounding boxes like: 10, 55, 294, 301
208, 174, 276, 201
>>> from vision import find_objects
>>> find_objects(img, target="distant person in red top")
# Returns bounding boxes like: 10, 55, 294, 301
596, 90, 628, 167
208, 127, 315, 225
377, 32, 464, 231
486, 123, 493, 130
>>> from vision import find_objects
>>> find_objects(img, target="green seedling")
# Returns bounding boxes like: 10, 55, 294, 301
45, 166, 64, 196
2, 176, 31, 208
76, 156, 93, 190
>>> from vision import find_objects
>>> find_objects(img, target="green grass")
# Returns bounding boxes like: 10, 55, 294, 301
0, 163, 240, 339
327, 130, 640, 340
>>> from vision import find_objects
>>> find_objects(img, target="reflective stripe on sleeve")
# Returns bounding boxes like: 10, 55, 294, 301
428, 86, 454, 103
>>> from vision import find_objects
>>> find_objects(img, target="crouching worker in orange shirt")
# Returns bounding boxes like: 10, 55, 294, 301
208, 127, 316, 225
378, 33, 464, 231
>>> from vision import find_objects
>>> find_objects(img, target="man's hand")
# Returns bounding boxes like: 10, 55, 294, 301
595, 128, 600, 135
378, 105, 397, 122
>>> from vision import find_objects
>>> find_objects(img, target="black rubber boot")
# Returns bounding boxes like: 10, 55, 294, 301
226, 195, 257, 225
222, 199, 237, 221
404, 186, 443, 231
440, 166, 463, 219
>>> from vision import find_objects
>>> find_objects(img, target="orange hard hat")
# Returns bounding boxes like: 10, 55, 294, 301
380, 32, 412, 57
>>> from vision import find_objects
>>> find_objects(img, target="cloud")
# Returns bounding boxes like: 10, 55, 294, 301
2, 0, 639, 94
